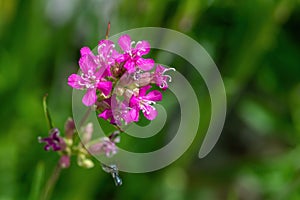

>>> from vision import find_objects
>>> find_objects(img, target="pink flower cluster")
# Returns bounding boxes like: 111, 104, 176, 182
68, 34, 175, 125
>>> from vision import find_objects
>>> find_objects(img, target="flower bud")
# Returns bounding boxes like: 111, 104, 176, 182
59, 155, 70, 168
81, 123, 93, 144
77, 153, 95, 168
88, 137, 118, 157
64, 118, 75, 139
136, 72, 151, 87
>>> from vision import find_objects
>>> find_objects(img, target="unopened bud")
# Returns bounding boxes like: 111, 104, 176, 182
136, 72, 151, 86
77, 153, 95, 168
64, 118, 75, 139
59, 155, 70, 168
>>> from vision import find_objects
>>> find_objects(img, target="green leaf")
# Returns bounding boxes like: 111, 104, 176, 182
28, 162, 45, 200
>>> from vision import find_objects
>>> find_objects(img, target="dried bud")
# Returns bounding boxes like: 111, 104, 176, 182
111, 62, 126, 78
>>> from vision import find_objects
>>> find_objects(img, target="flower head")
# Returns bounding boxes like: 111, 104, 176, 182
129, 85, 162, 121
117, 34, 154, 73
98, 39, 120, 70
38, 128, 66, 151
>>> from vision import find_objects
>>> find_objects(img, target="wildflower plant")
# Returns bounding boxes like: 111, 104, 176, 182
38, 23, 175, 198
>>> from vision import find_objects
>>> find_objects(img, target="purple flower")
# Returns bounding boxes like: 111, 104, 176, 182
129, 85, 162, 121
80, 45, 116, 77
68, 52, 113, 106
152, 65, 175, 90
88, 137, 118, 157
117, 34, 154, 73
98, 40, 120, 72
38, 128, 66, 151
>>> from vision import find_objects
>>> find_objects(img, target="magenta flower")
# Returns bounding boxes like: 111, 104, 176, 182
38, 128, 66, 151
98, 40, 119, 71
117, 34, 154, 73
68, 53, 113, 106
152, 65, 175, 90
77, 41, 119, 78
129, 85, 162, 121
88, 137, 118, 157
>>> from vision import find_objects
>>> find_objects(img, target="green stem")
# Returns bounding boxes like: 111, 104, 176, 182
79, 106, 92, 127
41, 163, 62, 200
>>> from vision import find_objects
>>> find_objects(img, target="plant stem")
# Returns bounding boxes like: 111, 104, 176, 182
79, 107, 92, 127
113, 124, 125, 133
41, 163, 62, 200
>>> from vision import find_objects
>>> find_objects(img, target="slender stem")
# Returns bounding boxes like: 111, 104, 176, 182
79, 107, 92, 127
113, 124, 125, 133
41, 163, 62, 200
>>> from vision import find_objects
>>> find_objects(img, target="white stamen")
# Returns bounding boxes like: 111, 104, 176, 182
163, 67, 176, 74
165, 75, 172, 82
130, 41, 136, 48
136, 41, 142, 45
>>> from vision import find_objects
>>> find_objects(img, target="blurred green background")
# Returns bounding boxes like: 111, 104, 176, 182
1, 0, 300, 199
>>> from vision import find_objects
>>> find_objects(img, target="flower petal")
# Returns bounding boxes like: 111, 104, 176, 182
145, 90, 162, 102
124, 60, 136, 73
129, 106, 139, 122
68, 74, 84, 89
82, 89, 97, 106
143, 104, 158, 120
139, 85, 151, 97
118, 34, 132, 52
135, 40, 151, 56
115, 54, 128, 63
155, 65, 166, 74
136, 58, 154, 71
98, 109, 112, 120
79, 54, 97, 74
98, 39, 114, 47
80, 47, 92, 56
98, 81, 112, 96
94, 65, 110, 78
